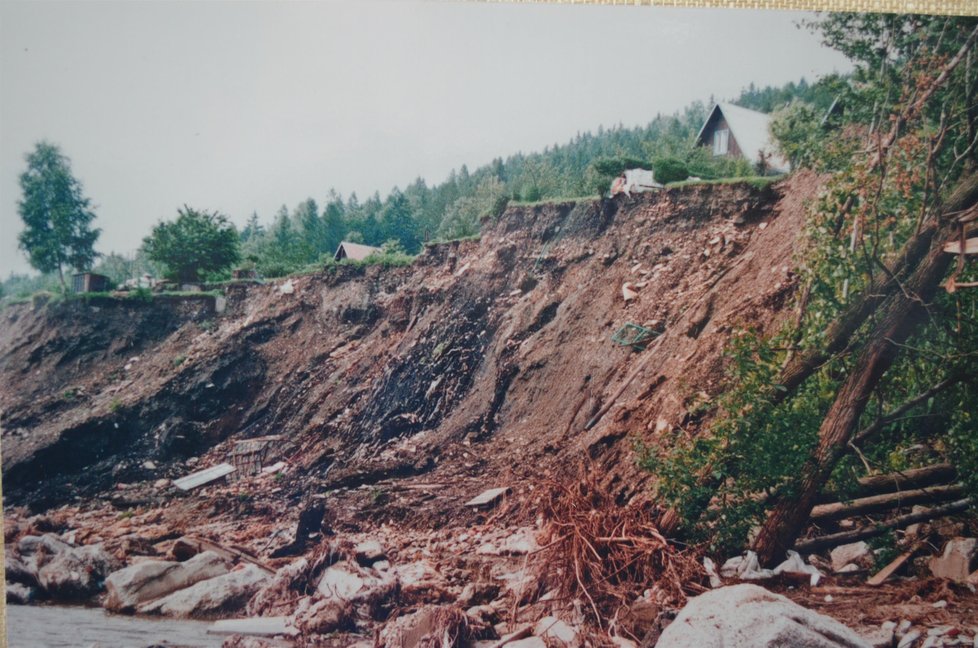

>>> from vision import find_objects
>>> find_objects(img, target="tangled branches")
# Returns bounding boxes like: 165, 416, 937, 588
534, 466, 706, 629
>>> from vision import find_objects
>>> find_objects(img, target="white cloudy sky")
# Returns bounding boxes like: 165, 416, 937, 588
0, 1, 851, 277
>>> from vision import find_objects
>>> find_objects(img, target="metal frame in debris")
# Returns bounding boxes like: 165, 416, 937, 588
611, 322, 659, 351
228, 435, 281, 480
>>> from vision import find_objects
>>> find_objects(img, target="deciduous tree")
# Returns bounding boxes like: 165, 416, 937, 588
16, 142, 100, 292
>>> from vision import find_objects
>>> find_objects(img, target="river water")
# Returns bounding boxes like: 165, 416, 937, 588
6, 604, 223, 648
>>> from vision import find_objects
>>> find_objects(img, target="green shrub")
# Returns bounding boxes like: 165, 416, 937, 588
653, 157, 689, 184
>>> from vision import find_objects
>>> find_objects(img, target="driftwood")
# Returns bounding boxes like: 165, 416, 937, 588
794, 498, 973, 554
810, 484, 963, 522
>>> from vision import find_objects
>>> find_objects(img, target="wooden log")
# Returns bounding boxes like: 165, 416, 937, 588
810, 484, 963, 522
816, 464, 956, 504
794, 498, 972, 554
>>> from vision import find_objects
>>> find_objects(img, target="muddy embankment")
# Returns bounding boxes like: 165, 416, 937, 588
2, 173, 838, 645
2, 175, 814, 512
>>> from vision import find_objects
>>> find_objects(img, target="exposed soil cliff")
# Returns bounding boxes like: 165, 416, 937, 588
2, 175, 812, 516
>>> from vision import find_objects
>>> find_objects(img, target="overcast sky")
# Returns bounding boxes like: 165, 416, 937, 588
0, 1, 852, 277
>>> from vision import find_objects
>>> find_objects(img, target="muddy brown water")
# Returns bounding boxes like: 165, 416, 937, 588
6, 604, 223, 648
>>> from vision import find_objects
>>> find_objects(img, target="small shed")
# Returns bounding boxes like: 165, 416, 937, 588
695, 102, 790, 174
232, 268, 258, 280
72, 272, 110, 294
333, 241, 382, 262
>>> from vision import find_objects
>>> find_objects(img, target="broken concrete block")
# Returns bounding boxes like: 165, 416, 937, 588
208, 616, 298, 637
105, 551, 229, 611
465, 487, 510, 507
622, 283, 639, 301
830, 542, 871, 573
656, 584, 871, 648
929, 537, 977, 582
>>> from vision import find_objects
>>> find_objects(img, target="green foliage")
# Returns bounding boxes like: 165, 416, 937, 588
109, 398, 122, 413
143, 206, 240, 284
172, 355, 186, 367
640, 328, 837, 551
685, 147, 756, 180
16, 142, 101, 291
652, 157, 689, 184
585, 156, 651, 196
642, 15, 978, 552
769, 101, 825, 169
131, 287, 153, 303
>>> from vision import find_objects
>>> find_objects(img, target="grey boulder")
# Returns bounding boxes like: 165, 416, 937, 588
137, 564, 270, 618
656, 584, 870, 648
105, 551, 229, 611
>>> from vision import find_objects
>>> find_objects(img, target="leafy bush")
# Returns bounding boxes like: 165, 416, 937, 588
142, 206, 240, 283
652, 157, 689, 184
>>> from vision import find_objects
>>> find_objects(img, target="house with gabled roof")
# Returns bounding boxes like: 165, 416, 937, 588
333, 241, 383, 262
696, 102, 790, 174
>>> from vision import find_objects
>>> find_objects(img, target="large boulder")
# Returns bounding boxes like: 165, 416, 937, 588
137, 564, 270, 618
35, 543, 121, 599
105, 551, 229, 611
656, 584, 871, 648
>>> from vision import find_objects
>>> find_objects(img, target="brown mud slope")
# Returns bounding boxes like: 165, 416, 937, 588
1, 173, 818, 517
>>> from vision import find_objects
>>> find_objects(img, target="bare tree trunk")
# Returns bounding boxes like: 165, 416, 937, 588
751, 174, 978, 565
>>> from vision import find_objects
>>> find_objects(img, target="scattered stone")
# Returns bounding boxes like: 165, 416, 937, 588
354, 539, 385, 564
138, 564, 270, 618
154, 478, 171, 489
6, 582, 35, 604
656, 584, 871, 648
457, 582, 499, 608
533, 616, 581, 647
897, 630, 921, 648
507, 638, 547, 648
246, 558, 309, 616
36, 543, 121, 600
929, 538, 977, 583
317, 560, 397, 605
859, 621, 895, 648
291, 598, 352, 635
377, 605, 471, 648
831, 542, 871, 573
105, 551, 229, 611
622, 282, 639, 301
